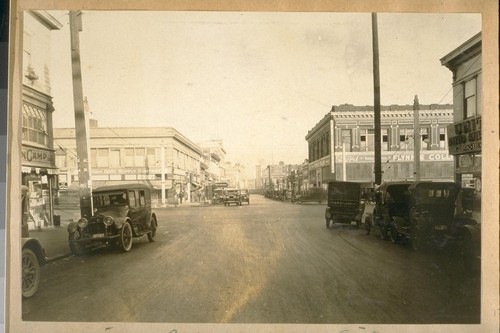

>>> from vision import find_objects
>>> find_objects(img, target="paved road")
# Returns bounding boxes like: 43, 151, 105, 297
22, 195, 479, 324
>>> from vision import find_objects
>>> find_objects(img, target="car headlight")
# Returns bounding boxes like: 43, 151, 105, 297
103, 216, 114, 227
77, 218, 88, 228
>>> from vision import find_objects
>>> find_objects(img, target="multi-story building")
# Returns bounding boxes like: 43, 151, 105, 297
54, 120, 203, 205
440, 31, 482, 220
21, 11, 62, 228
224, 161, 246, 189
263, 162, 301, 192
198, 139, 227, 200
305, 103, 455, 188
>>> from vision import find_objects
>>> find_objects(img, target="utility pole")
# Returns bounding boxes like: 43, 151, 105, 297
70, 10, 92, 219
372, 13, 382, 185
413, 95, 421, 181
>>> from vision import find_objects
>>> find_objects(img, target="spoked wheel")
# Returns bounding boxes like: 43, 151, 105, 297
119, 221, 133, 252
326, 219, 330, 228
389, 224, 399, 243
69, 231, 86, 256
379, 225, 388, 240
147, 216, 157, 242
22, 248, 40, 298
365, 216, 372, 235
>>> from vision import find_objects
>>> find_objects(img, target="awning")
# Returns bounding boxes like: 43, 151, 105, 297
21, 166, 59, 175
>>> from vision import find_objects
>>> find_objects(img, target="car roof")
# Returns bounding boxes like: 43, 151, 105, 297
94, 183, 151, 193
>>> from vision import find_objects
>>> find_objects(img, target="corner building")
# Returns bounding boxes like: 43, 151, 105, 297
440, 32, 482, 221
305, 104, 455, 187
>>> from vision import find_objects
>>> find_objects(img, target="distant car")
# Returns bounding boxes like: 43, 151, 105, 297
325, 181, 364, 229
223, 189, 242, 206
22, 238, 45, 298
67, 183, 158, 255
240, 189, 250, 205
295, 187, 327, 204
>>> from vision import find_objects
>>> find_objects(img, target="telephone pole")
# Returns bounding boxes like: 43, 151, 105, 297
413, 95, 421, 181
69, 10, 92, 219
372, 13, 382, 185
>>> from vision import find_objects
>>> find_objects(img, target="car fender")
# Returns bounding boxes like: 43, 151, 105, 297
22, 238, 46, 266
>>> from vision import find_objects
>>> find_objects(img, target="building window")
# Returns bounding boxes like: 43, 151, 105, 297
109, 149, 121, 168
419, 127, 429, 150
124, 148, 134, 167
400, 128, 414, 150
360, 129, 374, 151
382, 131, 388, 151
439, 127, 447, 149
464, 78, 477, 119
97, 149, 109, 168
22, 103, 48, 146
134, 148, 145, 167
341, 129, 352, 152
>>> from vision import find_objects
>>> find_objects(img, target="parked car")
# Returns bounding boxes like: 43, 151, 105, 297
223, 189, 242, 206
67, 184, 158, 255
367, 181, 479, 258
21, 185, 46, 298
365, 181, 413, 240
295, 187, 327, 204
325, 181, 364, 229
240, 189, 250, 205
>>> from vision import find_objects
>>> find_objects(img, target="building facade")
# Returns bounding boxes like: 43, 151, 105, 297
21, 11, 62, 228
54, 122, 203, 205
440, 32, 482, 220
305, 104, 455, 188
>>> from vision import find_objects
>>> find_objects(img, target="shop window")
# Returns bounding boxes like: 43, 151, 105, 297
464, 78, 477, 119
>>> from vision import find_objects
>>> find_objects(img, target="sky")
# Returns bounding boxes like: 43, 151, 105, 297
46, 10, 481, 175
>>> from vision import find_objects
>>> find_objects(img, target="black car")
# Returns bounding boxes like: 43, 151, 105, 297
67, 184, 158, 255
240, 189, 250, 205
223, 189, 242, 206
325, 181, 364, 229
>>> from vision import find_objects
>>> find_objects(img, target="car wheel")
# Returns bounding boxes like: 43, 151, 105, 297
22, 248, 40, 298
68, 231, 86, 256
389, 224, 398, 243
379, 226, 388, 240
355, 220, 361, 229
325, 219, 330, 228
365, 216, 372, 235
119, 221, 133, 252
147, 216, 157, 242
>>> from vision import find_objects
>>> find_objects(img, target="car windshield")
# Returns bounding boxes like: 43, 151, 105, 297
93, 191, 128, 208
226, 191, 239, 195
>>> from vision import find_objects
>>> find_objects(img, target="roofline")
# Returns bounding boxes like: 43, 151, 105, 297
440, 31, 482, 69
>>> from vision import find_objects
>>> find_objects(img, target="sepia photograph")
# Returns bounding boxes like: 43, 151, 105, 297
6, 0, 498, 332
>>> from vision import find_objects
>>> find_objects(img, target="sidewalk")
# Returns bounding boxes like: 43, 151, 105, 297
27, 202, 210, 262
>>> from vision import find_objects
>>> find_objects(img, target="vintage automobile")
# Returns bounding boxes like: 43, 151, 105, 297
240, 189, 250, 205
223, 189, 242, 206
21, 185, 46, 298
295, 187, 327, 204
325, 181, 364, 229
365, 181, 413, 240
367, 181, 479, 257
67, 184, 158, 255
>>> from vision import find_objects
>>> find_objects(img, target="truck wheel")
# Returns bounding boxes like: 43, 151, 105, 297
119, 222, 133, 252
22, 248, 40, 298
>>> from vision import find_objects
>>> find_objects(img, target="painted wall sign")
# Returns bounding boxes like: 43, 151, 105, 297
447, 116, 482, 155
